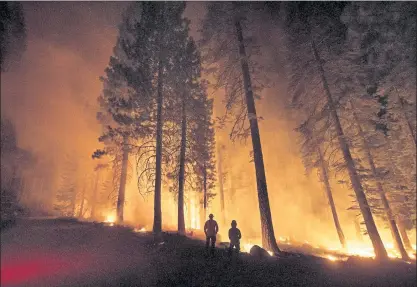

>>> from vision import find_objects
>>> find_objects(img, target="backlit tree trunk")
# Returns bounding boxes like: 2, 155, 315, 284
203, 162, 207, 221
318, 147, 346, 249
90, 171, 99, 219
397, 93, 416, 146
78, 181, 86, 218
71, 183, 77, 217
354, 217, 364, 241
351, 102, 409, 260
217, 144, 226, 225
235, 17, 280, 253
310, 37, 388, 260
153, 58, 164, 233
199, 191, 205, 229
177, 93, 186, 235
116, 136, 129, 223
397, 219, 412, 251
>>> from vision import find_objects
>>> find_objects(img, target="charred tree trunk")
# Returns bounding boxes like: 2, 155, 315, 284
177, 93, 187, 235
318, 148, 346, 249
397, 219, 412, 251
153, 58, 164, 233
310, 38, 388, 260
351, 103, 409, 260
90, 171, 99, 219
116, 136, 129, 223
217, 145, 226, 225
235, 18, 280, 253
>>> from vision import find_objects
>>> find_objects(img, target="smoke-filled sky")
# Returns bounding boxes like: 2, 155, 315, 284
1, 2, 205, 164
2, 2, 127, 158
1, 2, 403, 247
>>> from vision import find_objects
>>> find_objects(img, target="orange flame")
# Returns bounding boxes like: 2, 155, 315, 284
104, 214, 116, 226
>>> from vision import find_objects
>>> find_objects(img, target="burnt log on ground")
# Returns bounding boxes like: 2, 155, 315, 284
250, 245, 270, 258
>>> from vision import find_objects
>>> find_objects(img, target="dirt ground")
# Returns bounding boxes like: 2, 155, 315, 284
1, 218, 415, 287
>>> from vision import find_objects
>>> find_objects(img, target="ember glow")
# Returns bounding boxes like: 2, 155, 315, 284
345, 245, 376, 258
326, 255, 338, 262
331, 241, 417, 260
236, 235, 416, 262
104, 214, 116, 226
134, 227, 146, 233
243, 243, 255, 253
242, 242, 273, 256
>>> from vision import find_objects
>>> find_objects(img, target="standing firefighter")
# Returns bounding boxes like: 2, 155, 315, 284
228, 220, 241, 254
204, 213, 219, 255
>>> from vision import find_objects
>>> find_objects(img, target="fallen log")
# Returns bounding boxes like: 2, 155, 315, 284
250, 245, 270, 258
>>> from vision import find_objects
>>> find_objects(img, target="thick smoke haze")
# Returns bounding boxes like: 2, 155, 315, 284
1, 2, 129, 209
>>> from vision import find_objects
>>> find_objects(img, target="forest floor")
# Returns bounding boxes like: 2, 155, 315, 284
1, 218, 416, 287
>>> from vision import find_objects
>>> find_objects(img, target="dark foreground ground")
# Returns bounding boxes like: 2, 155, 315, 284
1, 218, 416, 287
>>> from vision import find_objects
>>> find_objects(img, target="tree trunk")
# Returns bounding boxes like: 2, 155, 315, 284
310, 37, 388, 260
78, 181, 86, 218
229, 172, 235, 204
397, 93, 416, 146
351, 102, 409, 260
90, 170, 99, 219
235, 18, 280, 253
354, 216, 364, 241
177, 93, 186, 235
153, 58, 164, 233
318, 147, 346, 249
16, 175, 25, 204
71, 183, 77, 217
199, 191, 205, 230
5, 166, 18, 215
217, 144, 226, 225
189, 196, 193, 229
203, 162, 207, 221
116, 136, 129, 223
397, 219, 412, 251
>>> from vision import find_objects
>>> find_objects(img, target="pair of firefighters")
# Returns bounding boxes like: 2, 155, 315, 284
203, 213, 241, 254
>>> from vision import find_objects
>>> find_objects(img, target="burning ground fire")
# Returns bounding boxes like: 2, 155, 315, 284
231, 236, 416, 262
243, 243, 274, 256
176, 203, 415, 261
133, 227, 147, 233
104, 214, 116, 226
273, 237, 417, 262
103, 212, 148, 233
101, 209, 415, 263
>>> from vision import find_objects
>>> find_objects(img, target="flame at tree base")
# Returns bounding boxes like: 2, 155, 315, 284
104, 214, 116, 226
240, 237, 417, 262
100, 208, 416, 264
